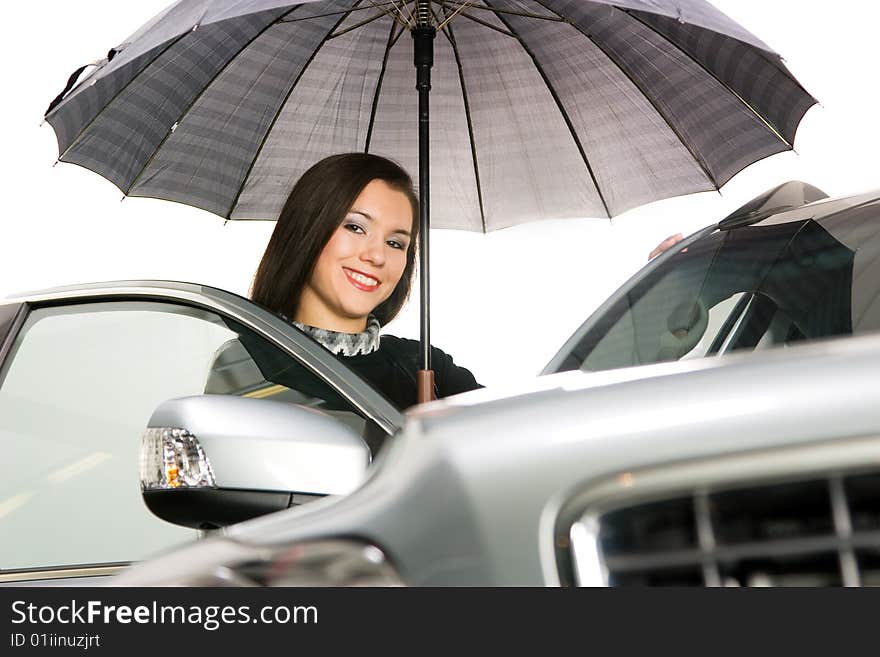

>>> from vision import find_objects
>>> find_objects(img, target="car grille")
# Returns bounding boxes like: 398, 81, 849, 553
589, 470, 880, 586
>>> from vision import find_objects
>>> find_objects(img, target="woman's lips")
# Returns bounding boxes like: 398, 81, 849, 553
343, 267, 380, 292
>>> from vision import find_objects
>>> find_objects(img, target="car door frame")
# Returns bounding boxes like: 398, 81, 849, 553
0, 280, 404, 584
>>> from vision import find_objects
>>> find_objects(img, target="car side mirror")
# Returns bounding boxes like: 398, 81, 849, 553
139, 395, 371, 530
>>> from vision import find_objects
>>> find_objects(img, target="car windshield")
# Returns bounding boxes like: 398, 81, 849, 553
555, 196, 880, 373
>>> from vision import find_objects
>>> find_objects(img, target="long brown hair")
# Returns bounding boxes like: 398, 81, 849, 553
251, 153, 419, 326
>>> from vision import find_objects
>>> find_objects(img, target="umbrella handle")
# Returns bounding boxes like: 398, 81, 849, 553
46, 65, 92, 116
417, 370, 436, 403
45, 48, 118, 117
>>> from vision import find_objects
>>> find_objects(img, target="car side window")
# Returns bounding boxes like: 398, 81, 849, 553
0, 300, 376, 575
568, 219, 855, 373
677, 292, 748, 360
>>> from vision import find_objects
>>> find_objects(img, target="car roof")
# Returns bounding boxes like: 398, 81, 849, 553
745, 187, 880, 229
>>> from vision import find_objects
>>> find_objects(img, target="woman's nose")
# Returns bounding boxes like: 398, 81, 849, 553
359, 235, 385, 266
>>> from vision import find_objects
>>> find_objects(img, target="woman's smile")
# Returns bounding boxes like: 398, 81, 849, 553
343, 267, 381, 291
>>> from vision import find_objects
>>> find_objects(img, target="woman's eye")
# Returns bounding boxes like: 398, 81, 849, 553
343, 223, 365, 234
387, 240, 405, 250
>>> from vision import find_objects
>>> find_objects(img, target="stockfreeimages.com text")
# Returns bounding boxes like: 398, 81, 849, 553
11, 600, 317, 631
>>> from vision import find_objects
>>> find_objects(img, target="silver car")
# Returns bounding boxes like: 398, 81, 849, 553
0, 282, 400, 584
4, 182, 880, 585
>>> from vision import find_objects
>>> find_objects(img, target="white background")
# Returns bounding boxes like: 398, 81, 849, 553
2, 1, 878, 387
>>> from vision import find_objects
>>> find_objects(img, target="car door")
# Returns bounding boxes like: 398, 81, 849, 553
0, 281, 403, 584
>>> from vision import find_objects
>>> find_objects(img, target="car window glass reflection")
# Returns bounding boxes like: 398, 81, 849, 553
575, 217, 858, 372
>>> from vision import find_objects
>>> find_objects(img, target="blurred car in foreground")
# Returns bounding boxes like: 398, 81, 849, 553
117, 331, 880, 586
4, 182, 880, 585
113, 181, 880, 586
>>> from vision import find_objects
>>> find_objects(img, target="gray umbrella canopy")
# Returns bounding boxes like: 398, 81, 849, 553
46, 0, 815, 231
46, 0, 818, 400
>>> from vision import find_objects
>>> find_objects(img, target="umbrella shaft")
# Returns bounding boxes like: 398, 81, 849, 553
419, 82, 430, 372
415, 0, 432, 28
413, 26, 435, 373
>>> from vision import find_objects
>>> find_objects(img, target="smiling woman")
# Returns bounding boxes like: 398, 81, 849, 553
250, 153, 481, 410
298, 178, 414, 333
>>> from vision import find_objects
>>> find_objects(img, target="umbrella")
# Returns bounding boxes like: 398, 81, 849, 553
44, 0, 816, 401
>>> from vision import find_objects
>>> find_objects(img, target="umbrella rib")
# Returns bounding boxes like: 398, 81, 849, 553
366, 0, 414, 28
225, 3, 366, 219
364, 17, 403, 153
618, 7, 797, 148
330, 6, 400, 39
531, 0, 721, 190
123, 5, 302, 196
55, 30, 191, 161
481, 0, 611, 218
436, 0, 472, 31
448, 9, 514, 37
384, 0, 416, 27
443, 20, 487, 231
280, 2, 397, 22
444, 2, 564, 22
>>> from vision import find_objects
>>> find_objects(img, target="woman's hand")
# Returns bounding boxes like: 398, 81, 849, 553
649, 233, 684, 260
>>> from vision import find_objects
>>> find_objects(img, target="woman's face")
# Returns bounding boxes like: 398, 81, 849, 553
297, 179, 414, 332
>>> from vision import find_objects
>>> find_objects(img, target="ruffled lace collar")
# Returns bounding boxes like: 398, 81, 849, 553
289, 315, 381, 356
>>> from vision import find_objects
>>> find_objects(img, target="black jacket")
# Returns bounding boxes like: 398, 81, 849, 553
240, 331, 480, 455
249, 331, 481, 412
340, 335, 482, 410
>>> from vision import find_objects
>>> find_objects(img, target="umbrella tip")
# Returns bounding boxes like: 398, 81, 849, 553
120, 195, 126, 202
52, 160, 59, 168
